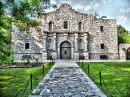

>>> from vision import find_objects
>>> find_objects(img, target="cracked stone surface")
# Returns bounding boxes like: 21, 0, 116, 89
29, 60, 107, 97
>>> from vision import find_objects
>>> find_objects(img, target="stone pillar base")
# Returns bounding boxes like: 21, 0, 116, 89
52, 52, 57, 59
84, 52, 89, 60
42, 52, 47, 60
75, 52, 79, 60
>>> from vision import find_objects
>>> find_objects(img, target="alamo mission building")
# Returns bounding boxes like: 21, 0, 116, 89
11, 3, 130, 61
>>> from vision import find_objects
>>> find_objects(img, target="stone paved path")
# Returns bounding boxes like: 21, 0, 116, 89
29, 60, 107, 97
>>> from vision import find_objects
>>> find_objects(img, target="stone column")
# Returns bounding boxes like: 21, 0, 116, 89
84, 32, 89, 60
84, 32, 88, 52
43, 33, 47, 51
75, 34, 78, 51
52, 33, 57, 59
53, 33, 56, 51
42, 33, 47, 60
74, 33, 79, 60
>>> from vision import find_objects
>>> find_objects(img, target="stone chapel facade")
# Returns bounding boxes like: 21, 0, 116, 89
11, 3, 119, 61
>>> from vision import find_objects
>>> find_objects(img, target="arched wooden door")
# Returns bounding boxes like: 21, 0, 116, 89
60, 41, 71, 59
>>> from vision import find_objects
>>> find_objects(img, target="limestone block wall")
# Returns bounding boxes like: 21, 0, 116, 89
36, 3, 92, 33
119, 44, 130, 60
88, 19, 118, 60
11, 3, 119, 60
11, 24, 44, 60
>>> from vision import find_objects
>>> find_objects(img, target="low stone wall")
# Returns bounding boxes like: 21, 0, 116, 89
89, 53, 118, 60
14, 53, 43, 61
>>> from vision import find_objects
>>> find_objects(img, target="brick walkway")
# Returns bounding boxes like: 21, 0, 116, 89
29, 60, 107, 97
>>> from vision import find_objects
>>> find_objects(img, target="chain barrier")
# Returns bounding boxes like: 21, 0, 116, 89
100, 72, 114, 97
78, 62, 113, 96
20, 61, 54, 97
20, 77, 31, 97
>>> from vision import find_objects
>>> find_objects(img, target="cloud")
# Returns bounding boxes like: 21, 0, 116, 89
84, 3, 100, 11
126, 8, 130, 13
84, 6, 93, 11
50, 0, 57, 4
94, 3, 100, 8
118, 15, 127, 22
120, 9, 125, 13
120, 8, 130, 13
73, 4, 84, 11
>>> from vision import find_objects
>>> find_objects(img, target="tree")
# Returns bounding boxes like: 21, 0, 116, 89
117, 25, 130, 44
0, 0, 57, 64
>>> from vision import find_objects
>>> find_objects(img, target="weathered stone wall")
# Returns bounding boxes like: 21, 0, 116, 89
119, 44, 130, 60
11, 24, 44, 61
88, 19, 118, 60
11, 3, 119, 60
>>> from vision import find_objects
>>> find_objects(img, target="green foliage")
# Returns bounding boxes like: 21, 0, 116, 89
117, 25, 130, 44
77, 62, 130, 97
0, 62, 55, 97
0, 15, 12, 64
12, 17, 39, 32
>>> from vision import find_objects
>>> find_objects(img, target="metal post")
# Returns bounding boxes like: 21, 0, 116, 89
99, 72, 102, 87
88, 64, 90, 74
30, 73, 32, 90
82, 61, 83, 69
49, 61, 51, 69
43, 65, 44, 75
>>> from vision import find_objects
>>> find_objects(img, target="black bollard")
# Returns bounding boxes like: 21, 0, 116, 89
30, 73, 32, 90
99, 71, 102, 87
43, 65, 44, 75
88, 64, 90, 74
82, 61, 83, 69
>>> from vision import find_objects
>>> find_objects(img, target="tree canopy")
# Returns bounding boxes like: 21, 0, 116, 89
117, 25, 130, 44
0, 0, 56, 64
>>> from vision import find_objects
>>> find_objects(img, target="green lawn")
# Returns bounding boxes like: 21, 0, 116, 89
77, 62, 130, 97
0, 62, 54, 97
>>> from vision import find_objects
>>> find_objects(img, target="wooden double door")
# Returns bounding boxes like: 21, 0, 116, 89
60, 41, 71, 59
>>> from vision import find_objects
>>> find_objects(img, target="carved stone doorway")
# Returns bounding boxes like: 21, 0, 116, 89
60, 41, 71, 59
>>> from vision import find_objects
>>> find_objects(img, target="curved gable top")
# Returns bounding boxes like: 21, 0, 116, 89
59, 3, 72, 10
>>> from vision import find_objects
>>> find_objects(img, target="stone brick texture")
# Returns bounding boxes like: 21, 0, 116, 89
11, 3, 120, 61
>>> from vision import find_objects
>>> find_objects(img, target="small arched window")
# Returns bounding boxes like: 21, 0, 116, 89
64, 21, 68, 29
49, 21, 52, 31
79, 22, 82, 31
101, 44, 104, 49
78, 39, 83, 50
48, 39, 52, 50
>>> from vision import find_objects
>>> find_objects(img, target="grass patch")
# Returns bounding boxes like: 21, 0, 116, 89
77, 62, 130, 97
0, 62, 55, 97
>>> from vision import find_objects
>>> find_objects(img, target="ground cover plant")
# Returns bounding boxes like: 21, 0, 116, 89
0, 62, 54, 97
77, 62, 130, 97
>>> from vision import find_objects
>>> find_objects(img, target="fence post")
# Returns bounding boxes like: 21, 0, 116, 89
43, 65, 44, 75
99, 71, 102, 87
30, 73, 32, 90
88, 64, 90, 74
49, 61, 51, 69
82, 61, 83, 69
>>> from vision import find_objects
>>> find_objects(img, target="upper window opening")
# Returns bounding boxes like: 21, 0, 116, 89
64, 21, 68, 29
49, 21, 52, 31
101, 44, 104, 49
25, 43, 29, 49
79, 22, 81, 31
100, 26, 103, 32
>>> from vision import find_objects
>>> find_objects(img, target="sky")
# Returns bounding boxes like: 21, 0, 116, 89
44, 0, 130, 31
